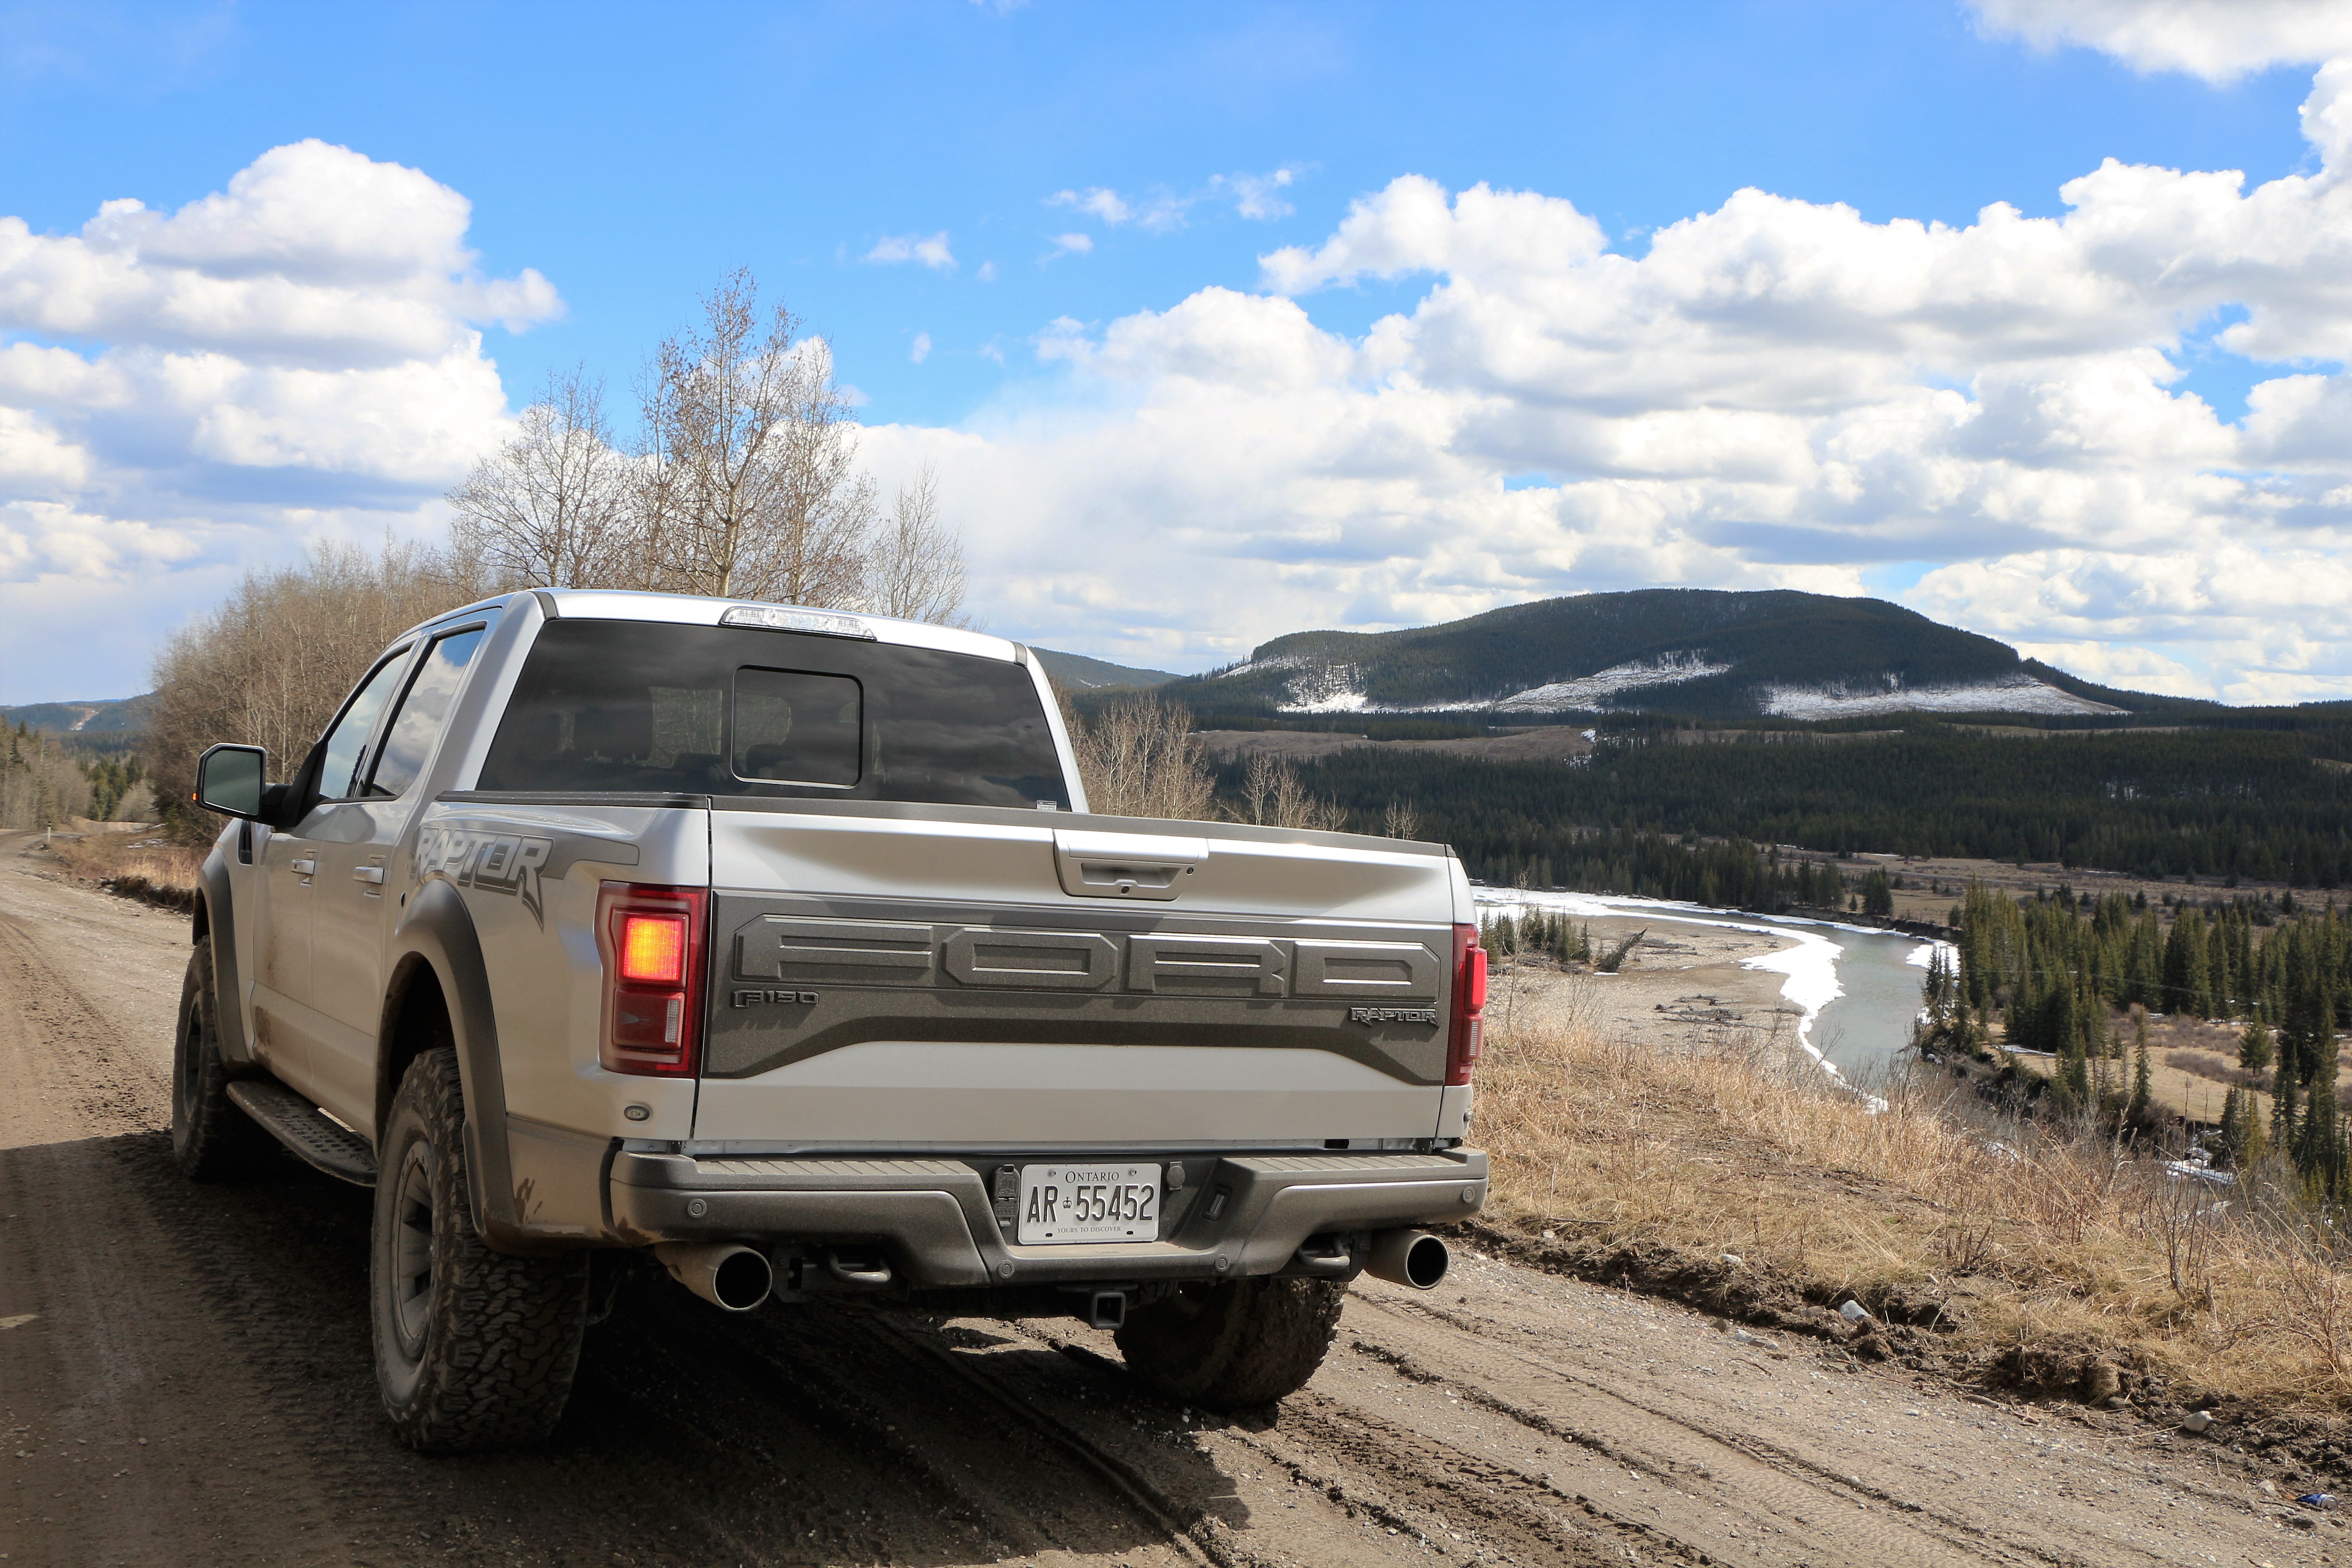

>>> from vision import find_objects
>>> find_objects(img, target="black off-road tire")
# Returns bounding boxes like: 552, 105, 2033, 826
171, 935, 277, 1181
1115, 1276, 1345, 1409
371, 1047, 588, 1453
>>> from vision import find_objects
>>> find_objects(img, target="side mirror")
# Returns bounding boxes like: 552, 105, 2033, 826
194, 744, 268, 819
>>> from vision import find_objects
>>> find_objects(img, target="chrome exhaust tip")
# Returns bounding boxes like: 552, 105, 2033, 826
1365, 1230, 1449, 1290
655, 1242, 774, 1311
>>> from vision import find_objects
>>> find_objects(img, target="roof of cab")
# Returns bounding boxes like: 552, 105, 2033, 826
401, 588, 1025, 665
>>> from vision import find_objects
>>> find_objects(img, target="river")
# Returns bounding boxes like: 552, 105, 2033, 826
1472, 887, 1951, 1089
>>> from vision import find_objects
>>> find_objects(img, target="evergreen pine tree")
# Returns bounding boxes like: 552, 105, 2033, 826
2220, 1086, 2244, 1165
2130, 1024, 2154, 1125
2274, 1063, 2300, 1155
2241, 1016, 2277, 1073
2306, 1040, 2349, 1199
2285, 929, 2332, 1085
2060, 1027, 2091, 1108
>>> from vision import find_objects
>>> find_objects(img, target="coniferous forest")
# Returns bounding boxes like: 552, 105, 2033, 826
1940, 882, 2352, 1196
1267, 723, 2352, 892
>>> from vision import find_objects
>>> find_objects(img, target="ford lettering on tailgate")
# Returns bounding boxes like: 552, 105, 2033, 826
733, 914, 1440, 1001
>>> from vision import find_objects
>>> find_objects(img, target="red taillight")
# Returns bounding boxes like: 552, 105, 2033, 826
618, 913, 687, 984
1446, 923, 1486, 1087
599, 882, 707, 1078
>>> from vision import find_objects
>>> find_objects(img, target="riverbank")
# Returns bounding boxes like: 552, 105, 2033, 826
1476, 886, 1949, 1093
1481, 905, 1814, 1060
1473, 1006, 2352, 1438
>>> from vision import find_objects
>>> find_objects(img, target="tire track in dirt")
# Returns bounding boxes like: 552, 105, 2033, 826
1338, 1278, 2291, 1566
989, 1318, 1679, 1568
0, 908, 359, 1567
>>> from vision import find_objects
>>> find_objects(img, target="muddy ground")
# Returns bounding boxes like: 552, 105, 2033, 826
2, 831, 2342, 1567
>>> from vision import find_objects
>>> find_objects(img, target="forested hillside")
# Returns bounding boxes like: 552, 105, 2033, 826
1275, 725, 2352, 888
1171, 588, 2143, 718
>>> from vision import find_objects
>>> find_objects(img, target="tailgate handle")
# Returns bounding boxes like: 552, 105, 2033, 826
1052, 830, 1207, 901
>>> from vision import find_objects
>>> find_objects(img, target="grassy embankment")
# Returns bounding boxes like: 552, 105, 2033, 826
1471, 992, 2352, 1427
44, 823, 204, 909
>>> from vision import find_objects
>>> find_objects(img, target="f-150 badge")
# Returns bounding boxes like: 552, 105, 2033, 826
732, 989, 820, 1008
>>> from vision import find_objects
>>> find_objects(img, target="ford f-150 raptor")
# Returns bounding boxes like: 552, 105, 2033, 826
176, 588, 1489, 1452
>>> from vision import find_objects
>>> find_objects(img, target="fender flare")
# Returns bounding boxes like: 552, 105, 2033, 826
194, 848, 256, 1068
382, 878, 537, 1252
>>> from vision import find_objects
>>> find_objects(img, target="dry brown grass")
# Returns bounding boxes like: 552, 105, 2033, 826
48, 826, 204, 907
1474, 1004, 2352, 1409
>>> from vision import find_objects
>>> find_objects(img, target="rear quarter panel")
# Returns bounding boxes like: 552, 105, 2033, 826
403, 800, 707, 1143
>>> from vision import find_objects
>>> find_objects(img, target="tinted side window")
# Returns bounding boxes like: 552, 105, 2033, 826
366, 627, 488, 799
478, 621, 1068, 809
318, 648, 413, 802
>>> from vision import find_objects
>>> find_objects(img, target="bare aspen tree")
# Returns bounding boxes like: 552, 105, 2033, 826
765, 331, 878, 606
1068, 695, 1216, 821
1233, 751, 1348, 831
865, 466, 970, 627
636, 269, 873, 605
446, 367, 636, 589
1382, 796, 1421, 839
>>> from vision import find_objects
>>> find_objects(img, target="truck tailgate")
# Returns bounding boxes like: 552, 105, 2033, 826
695, 801, 1462, 1147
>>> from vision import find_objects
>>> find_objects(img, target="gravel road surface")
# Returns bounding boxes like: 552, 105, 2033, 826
0, 830, 2336, 1567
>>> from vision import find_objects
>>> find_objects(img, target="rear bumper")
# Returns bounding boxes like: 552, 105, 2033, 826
608, 1148, 1487, 1288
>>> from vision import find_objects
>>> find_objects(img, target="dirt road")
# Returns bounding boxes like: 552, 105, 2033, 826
0, 831, 2337, 1567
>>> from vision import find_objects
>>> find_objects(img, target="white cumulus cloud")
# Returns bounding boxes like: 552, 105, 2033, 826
1970, 0, 2352, 82
0, 140, 557, 701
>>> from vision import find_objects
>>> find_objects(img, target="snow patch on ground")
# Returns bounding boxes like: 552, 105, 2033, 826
1760, 676, 2124, 718
1274, 652, 1730, 715
1489, 655, 1732, 712
1740, 930, 1845, 1063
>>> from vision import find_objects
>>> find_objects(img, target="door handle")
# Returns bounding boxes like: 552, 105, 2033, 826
353, 866, 386, 885
290, 858, 318, 876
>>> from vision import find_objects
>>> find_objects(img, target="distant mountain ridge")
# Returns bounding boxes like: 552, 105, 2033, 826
1030, 648, 1180, 691
1165, 590, 2151, 721
2, 693, 157, 734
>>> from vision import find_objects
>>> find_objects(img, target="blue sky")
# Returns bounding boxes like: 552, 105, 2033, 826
4, 1, 2351, 703
4, 1, 2311, 425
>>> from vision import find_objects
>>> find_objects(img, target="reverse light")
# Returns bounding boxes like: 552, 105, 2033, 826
1446, 924, 1487, 1088
599, 882, 708, 1078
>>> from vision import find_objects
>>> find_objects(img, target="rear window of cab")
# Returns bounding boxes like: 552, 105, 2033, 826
476, 620, 1071, 810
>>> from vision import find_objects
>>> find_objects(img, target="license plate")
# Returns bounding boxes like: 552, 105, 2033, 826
1016, 1162, 1161, 1244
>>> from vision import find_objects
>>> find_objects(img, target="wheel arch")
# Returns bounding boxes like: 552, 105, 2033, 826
383, 879, 532, 1251
193, 848, 255, 1067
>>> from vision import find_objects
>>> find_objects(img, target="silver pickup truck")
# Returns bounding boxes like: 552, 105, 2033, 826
177, 588, 1489, 1451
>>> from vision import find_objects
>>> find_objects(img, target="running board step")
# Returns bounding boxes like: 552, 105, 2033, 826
227, 1079, 377, 1186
